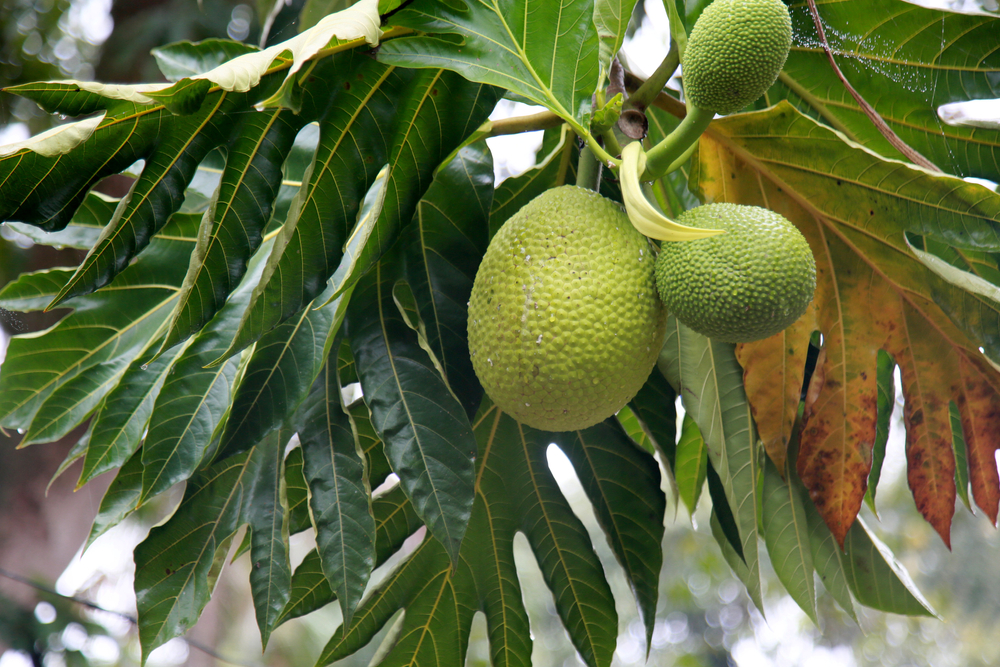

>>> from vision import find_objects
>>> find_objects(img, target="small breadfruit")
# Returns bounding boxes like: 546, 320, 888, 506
467, 186, 666, 432
655, 203, 816, 343
682, 0, 792, 115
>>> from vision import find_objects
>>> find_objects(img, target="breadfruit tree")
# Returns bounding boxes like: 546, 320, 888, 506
1, 0, 998, 663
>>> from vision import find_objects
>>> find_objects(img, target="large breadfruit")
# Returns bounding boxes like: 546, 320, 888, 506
467, 186, 666, 431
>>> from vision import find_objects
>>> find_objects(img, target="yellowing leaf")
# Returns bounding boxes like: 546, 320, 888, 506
693, 102, 1000, 544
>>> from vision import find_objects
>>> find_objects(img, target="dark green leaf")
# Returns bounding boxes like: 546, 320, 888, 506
79, 344, 184, 486
87, 448, 145, 548
554, 419, 664, 652
284, 446, 312, 536
400, 143, 494, 418
246, 429, 292, 647
215, 280, 351, 462
294, 360, 375, 628
347, 258, 476, 564
134, 434, 283, 659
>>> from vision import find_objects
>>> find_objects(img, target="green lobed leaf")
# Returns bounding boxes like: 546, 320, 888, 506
378, 0, 600, 129
399, 143, 494, 418
133, 437, 278, 660
660, 318, 763, 610
554, 418, 665, 653
78, 343, 186, 486
0, 216, 197, 433
760, 453, 818, 623
151, 39, 261, 82
629, 365, 679, 466
776, 0, 1000, 182
293, 358, 376, 629
214, 280, 352, 463
137, 238, 278, 504
674, 413, 708, 515
276, 484, 424, 627
346, 257, 476, 564
594, 0, 639, 72
4, 191, 117, 250
839, 517, 937, 617
246, 429, 293, 647
319, 399, 618, 667
223, 63, 500, 360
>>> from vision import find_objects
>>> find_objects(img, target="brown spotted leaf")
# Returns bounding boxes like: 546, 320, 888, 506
691, 102, 1000, 546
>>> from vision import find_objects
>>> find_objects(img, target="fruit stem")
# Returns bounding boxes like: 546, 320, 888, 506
576, 145, 603, 191
641, 104, 713, 180
628, 39, 680, 111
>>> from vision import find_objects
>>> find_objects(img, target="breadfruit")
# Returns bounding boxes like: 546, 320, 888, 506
682, 0, 792, 115
655, 203, 816, 342
467, 186, 666, 431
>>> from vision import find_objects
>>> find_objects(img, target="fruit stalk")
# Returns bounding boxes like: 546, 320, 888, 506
640, 104, 713, 180
576, 145, 604, 191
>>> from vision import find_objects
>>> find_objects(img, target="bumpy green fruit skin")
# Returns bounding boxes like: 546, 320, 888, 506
682, 0, 792, 115
655, 203, 816, 343
468, 186, 666, 431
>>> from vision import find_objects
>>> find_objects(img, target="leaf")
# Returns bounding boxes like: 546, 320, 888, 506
0, 216, 196, 433
284, 446, 313, 536
693, 101, 1000, 545
399, 143, 494, 418
276, 484, 423, 627
760, 454, 818, 623
138, 238, 277, 503
660, 319, 763, 609
319, 400, 618, 667
347, 258, 476, 564
222, 64, 499, 360
133, 437, 278, 660
86, 448, 145, 548
293, 359, 375, 629
79, 344, 185, 486
839, 517, 937, 617
214, 280, 352, 463
157, 103, 309, 354
735, 302, 816, 471
950, 401, 972, 512
629, 364, 678, 466
674, 414, 708, 515
379, 0, 601, 128
554, 419, 665, 651
151, 39, 261, 82
246, 429, 292, 647
777, 0, 1000, 181
801, 485, 858, 622
865, 349, 897, 514
594, 0, 638, 72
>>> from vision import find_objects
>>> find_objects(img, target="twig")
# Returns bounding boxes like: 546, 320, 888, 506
804, 0, 941, 172
0, 567, 266, 667
487, 110, 564, 137
628, 39, 680, 111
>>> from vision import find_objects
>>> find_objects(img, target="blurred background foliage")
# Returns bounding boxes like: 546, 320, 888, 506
0, 1, 999, 666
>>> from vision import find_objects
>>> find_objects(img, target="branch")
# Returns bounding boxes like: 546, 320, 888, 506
628, 39, 680, 111
804, 0, 941, 173
487, 110, 565, 137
